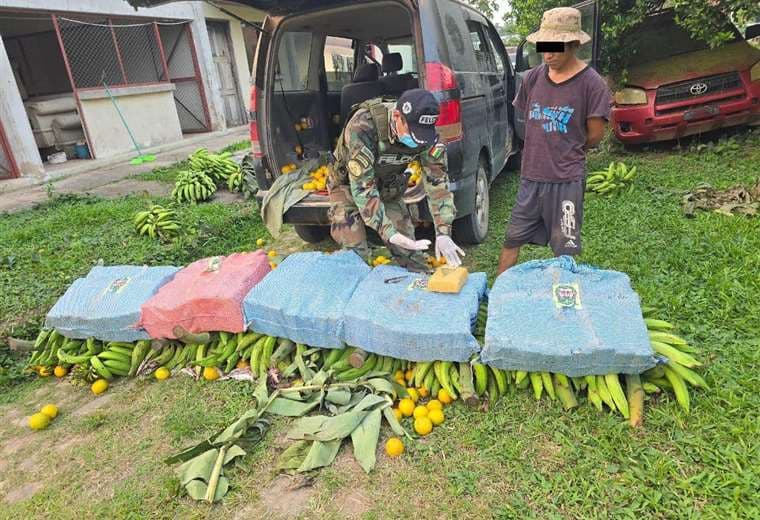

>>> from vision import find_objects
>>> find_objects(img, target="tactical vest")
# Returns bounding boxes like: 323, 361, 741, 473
334, 98, 422, 198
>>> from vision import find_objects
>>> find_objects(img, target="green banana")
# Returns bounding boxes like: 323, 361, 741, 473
648, 331, 688, 346
651, 341, 701, 368
414, 361, 434, 388
487, 374, 500, 402
335, 354, 378, 381
322, 347, 344, 370
90, 356, 114, 380
666, 361, 708, 388
604, 374, 629, 419
644, 318, 674, 330
473, 362, 489, 396
98, 350, 132, 364
596, 375, 616, 411
663, 365, 689, 413
541, 372, 555, 400
490, 366, 508, 396
529, 372, 543, 400
585, 375, 603, 411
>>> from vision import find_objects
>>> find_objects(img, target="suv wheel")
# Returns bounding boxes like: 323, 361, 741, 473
294, 225, 330, 244
453, 163, 489, 245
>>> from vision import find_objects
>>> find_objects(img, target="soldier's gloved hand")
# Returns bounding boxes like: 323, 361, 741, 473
435, 235, 465, 268
389, 233, 431, 252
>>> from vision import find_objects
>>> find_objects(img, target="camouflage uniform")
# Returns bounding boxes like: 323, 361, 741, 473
328, 98, 456, 270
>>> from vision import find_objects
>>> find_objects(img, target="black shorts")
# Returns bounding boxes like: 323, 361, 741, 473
503, 178, 585, 256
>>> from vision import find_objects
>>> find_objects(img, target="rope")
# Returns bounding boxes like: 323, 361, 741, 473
58, 17, 190, 28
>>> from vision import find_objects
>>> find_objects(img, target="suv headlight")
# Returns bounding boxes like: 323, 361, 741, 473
614, 87, 648, 105
751, 60, 760, 82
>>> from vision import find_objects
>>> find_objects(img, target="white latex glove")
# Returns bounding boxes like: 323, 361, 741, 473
389, 233, 431, 251
435, 235, 465, 268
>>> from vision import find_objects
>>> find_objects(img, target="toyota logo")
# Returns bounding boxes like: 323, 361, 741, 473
689, 82, 708, 95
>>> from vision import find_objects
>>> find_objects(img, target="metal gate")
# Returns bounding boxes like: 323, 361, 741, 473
0, 120, 19, 179
158, 23, 212, 133
53, 15, 211, 143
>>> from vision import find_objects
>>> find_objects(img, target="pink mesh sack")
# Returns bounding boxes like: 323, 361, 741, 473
140, 251, 271, 338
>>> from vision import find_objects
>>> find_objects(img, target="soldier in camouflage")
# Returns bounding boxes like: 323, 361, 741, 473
328, 88, 464, 271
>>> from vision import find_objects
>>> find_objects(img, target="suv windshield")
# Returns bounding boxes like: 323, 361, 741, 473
629, 11, 742, 64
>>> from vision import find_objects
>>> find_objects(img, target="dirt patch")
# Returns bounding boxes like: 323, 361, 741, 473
1, 435, 33, 457
258, 475, 316, 519
3, 481, 43, 504
17, 454, 39, 473
333, 488, 371, 519
55, 434, 89, 454
0, 459, 8, 473
72, 393, 115, 417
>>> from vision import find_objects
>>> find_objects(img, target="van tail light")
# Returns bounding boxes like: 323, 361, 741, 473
249, 86, 263, 157
425, 62, 463, 143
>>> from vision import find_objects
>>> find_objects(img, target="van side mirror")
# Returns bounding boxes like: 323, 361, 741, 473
746, 24, 760, 40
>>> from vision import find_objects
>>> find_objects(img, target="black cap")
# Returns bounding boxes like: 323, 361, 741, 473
396, 89, 440, 146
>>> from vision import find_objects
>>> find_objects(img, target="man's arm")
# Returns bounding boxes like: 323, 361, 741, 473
344, 116, 398, 241
585, 117, 607, 149
419, 141, 455, 236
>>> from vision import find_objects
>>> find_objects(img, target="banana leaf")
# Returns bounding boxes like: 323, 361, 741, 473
268, 396, 321, 417
297, 439, 342, 472
351, 409, 382, 473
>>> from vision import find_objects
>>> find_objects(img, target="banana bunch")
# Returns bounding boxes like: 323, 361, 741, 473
172, 170, 216, 204
405, 160, 423, 187
189, 148, 240, 184
639, 312, 707, 415
134, 205, 181, 240
227, 169, 243, 192
586, 162, 636, 196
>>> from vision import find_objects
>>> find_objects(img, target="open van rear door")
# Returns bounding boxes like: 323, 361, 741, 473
513, 0, 600, 142
126, 0, 349, 14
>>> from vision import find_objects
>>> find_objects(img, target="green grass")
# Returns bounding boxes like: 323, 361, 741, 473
1, 131, 759, 518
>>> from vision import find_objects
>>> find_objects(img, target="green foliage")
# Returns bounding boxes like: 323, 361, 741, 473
507, 0, 760, 80
463, 0, 499, 19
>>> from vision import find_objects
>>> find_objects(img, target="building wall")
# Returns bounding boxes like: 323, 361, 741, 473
78, 84, 182, 158
0, 35, 44, 178
0, 0, 264, 179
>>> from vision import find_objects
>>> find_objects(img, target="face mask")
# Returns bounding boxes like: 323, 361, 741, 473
399, 134, 419, 149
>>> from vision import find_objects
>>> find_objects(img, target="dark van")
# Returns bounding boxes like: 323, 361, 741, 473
246, 0, 518, 244
128, 0, 599, 244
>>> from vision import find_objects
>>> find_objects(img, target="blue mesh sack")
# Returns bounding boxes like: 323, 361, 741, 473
481, 256, 656, 376
45, 265, 179, 342
342, 265, 488, 362
242, 251, 371, 348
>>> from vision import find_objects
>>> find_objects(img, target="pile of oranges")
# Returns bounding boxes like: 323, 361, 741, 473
384, 369, 455, 458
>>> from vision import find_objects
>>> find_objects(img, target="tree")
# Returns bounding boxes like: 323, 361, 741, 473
507, 0, 760, 81
464, 0, 500, 20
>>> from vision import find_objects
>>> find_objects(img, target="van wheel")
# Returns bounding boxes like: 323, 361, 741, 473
294, 225, 330, 244
453, 163, 489, 245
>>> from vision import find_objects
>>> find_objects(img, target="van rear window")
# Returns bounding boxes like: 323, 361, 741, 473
276, 32, 312, 91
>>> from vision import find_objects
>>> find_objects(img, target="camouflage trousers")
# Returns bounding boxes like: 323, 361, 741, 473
327, 185, 429, 272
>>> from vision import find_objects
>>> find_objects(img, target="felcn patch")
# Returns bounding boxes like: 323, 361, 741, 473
354, 145, 374, 170
429, 142, 445, 160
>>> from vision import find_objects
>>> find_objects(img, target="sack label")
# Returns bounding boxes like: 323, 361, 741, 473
553, 283, 582, 309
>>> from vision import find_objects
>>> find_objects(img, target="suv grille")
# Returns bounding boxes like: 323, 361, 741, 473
655, 72, 742, 105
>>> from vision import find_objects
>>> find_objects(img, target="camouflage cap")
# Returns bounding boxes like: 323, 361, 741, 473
527, 7, 591, 44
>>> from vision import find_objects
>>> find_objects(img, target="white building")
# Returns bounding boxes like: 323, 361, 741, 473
0, 0, 263, 182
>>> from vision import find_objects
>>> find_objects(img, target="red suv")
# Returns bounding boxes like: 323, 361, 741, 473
612, 10, 760, 145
